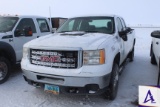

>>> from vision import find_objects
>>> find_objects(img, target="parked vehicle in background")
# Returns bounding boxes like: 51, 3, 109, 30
0, 15, 52, 84
150, 30, 160, 85
50, 17, 67, 31
21, 15, 135, 100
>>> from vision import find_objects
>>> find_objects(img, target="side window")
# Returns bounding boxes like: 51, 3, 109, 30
16, 18, 36, 33
117, 18, 123, 32
68, 20, 75, 30
120, 18, 126, 28
37, 19, 50, 32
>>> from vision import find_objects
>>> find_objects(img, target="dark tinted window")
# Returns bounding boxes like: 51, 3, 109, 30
117, 18, 123, 32
37, 19, 50, 32
57, 17, 115, 34
16, 18, 36, 33
120, 18, 126, 28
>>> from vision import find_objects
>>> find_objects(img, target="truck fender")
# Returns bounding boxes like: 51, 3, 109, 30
109, 48, 121, 70
0, 41, 16, 64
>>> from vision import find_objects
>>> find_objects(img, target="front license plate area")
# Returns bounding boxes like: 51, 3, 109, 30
44, 84, 59, 95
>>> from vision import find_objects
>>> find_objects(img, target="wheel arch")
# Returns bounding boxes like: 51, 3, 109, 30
0, 41, 16, 65
114, 52, 120, 66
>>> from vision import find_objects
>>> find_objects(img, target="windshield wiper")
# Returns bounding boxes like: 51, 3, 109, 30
58, 31, 70, 33
58, 30, 86, 33
58, 30, 107, 34
84, 30, 107, 34
58, 31, 80, 33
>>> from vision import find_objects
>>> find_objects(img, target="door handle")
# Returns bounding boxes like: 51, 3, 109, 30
9, 39, 13, 42
37, 36, 40, 38
156, 42, 159, 45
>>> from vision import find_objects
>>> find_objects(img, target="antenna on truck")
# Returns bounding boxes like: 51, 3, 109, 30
49, 6, 52, 30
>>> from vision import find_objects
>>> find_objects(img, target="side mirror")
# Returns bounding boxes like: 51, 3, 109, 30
14, 29, 22, 37
119, 31, 128, 41
23, 26, 33, 36
126, 27, 133, 33
151, 30, 160, 38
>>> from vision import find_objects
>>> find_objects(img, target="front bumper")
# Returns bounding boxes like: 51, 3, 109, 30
22, 69, 111, 95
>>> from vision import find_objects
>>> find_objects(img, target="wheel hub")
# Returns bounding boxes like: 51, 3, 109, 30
0, 62, 8, 80
0, 69, 2, 77
113, 68, 119, 87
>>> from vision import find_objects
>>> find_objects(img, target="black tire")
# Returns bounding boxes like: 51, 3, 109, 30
129, 47, 134, 62
103, 63, 119, 100
0, 57, 11, 84
151, 51, 157, 65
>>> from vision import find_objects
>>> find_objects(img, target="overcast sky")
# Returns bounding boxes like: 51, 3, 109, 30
0, 0, 159, 25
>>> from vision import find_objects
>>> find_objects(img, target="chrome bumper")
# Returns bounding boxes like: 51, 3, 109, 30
22, 69, 111, 89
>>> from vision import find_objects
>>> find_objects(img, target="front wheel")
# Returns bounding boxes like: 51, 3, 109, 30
103, 63, 119, 100
0, 57, 11, 84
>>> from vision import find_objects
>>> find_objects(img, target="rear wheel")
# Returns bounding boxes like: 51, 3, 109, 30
103, 63, 119, 100
129, 47, 134, 62
0, 57, 11, 84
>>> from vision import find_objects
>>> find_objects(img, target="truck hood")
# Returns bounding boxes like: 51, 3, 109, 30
0, 32, 12, 39
26, 32, 113, 50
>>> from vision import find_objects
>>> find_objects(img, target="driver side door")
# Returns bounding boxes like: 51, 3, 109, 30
117, 17, 129, 62
13, 18, 38, 62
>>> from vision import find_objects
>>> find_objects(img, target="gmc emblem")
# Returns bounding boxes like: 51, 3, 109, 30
41, 56, 61, 63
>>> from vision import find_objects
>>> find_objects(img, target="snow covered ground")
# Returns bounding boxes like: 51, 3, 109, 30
0, 27, 160, 107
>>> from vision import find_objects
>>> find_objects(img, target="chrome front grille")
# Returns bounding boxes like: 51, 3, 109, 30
30, 49, 81, 69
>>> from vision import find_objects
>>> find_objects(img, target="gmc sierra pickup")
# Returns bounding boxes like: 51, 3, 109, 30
21, 15, 135, 100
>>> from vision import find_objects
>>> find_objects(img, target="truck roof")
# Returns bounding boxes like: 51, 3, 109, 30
0, 15, 47, 19
68, 14, 119, 19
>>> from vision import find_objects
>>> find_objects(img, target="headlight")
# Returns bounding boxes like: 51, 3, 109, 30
23, 47, 29, 59
83, 49, 105, 65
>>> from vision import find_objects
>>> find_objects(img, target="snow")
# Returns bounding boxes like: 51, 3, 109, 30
0, 27, 160, 107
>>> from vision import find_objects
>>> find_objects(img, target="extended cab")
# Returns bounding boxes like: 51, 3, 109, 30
21, 15, 135, 100
0, 15, 51, 84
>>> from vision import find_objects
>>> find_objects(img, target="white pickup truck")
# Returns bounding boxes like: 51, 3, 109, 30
0, 15, 51, 84
21, 15, 135, 100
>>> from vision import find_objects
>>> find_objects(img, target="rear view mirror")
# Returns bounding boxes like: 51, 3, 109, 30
119, 31, 127, 41
151, 30, 160, 38
126, 27, 133, 33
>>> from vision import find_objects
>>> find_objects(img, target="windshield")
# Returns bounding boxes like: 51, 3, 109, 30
57, 17, 115, 34
0, 17, 19, 32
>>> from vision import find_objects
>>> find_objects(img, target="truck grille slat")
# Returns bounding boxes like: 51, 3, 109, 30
30, 49, 78, 69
